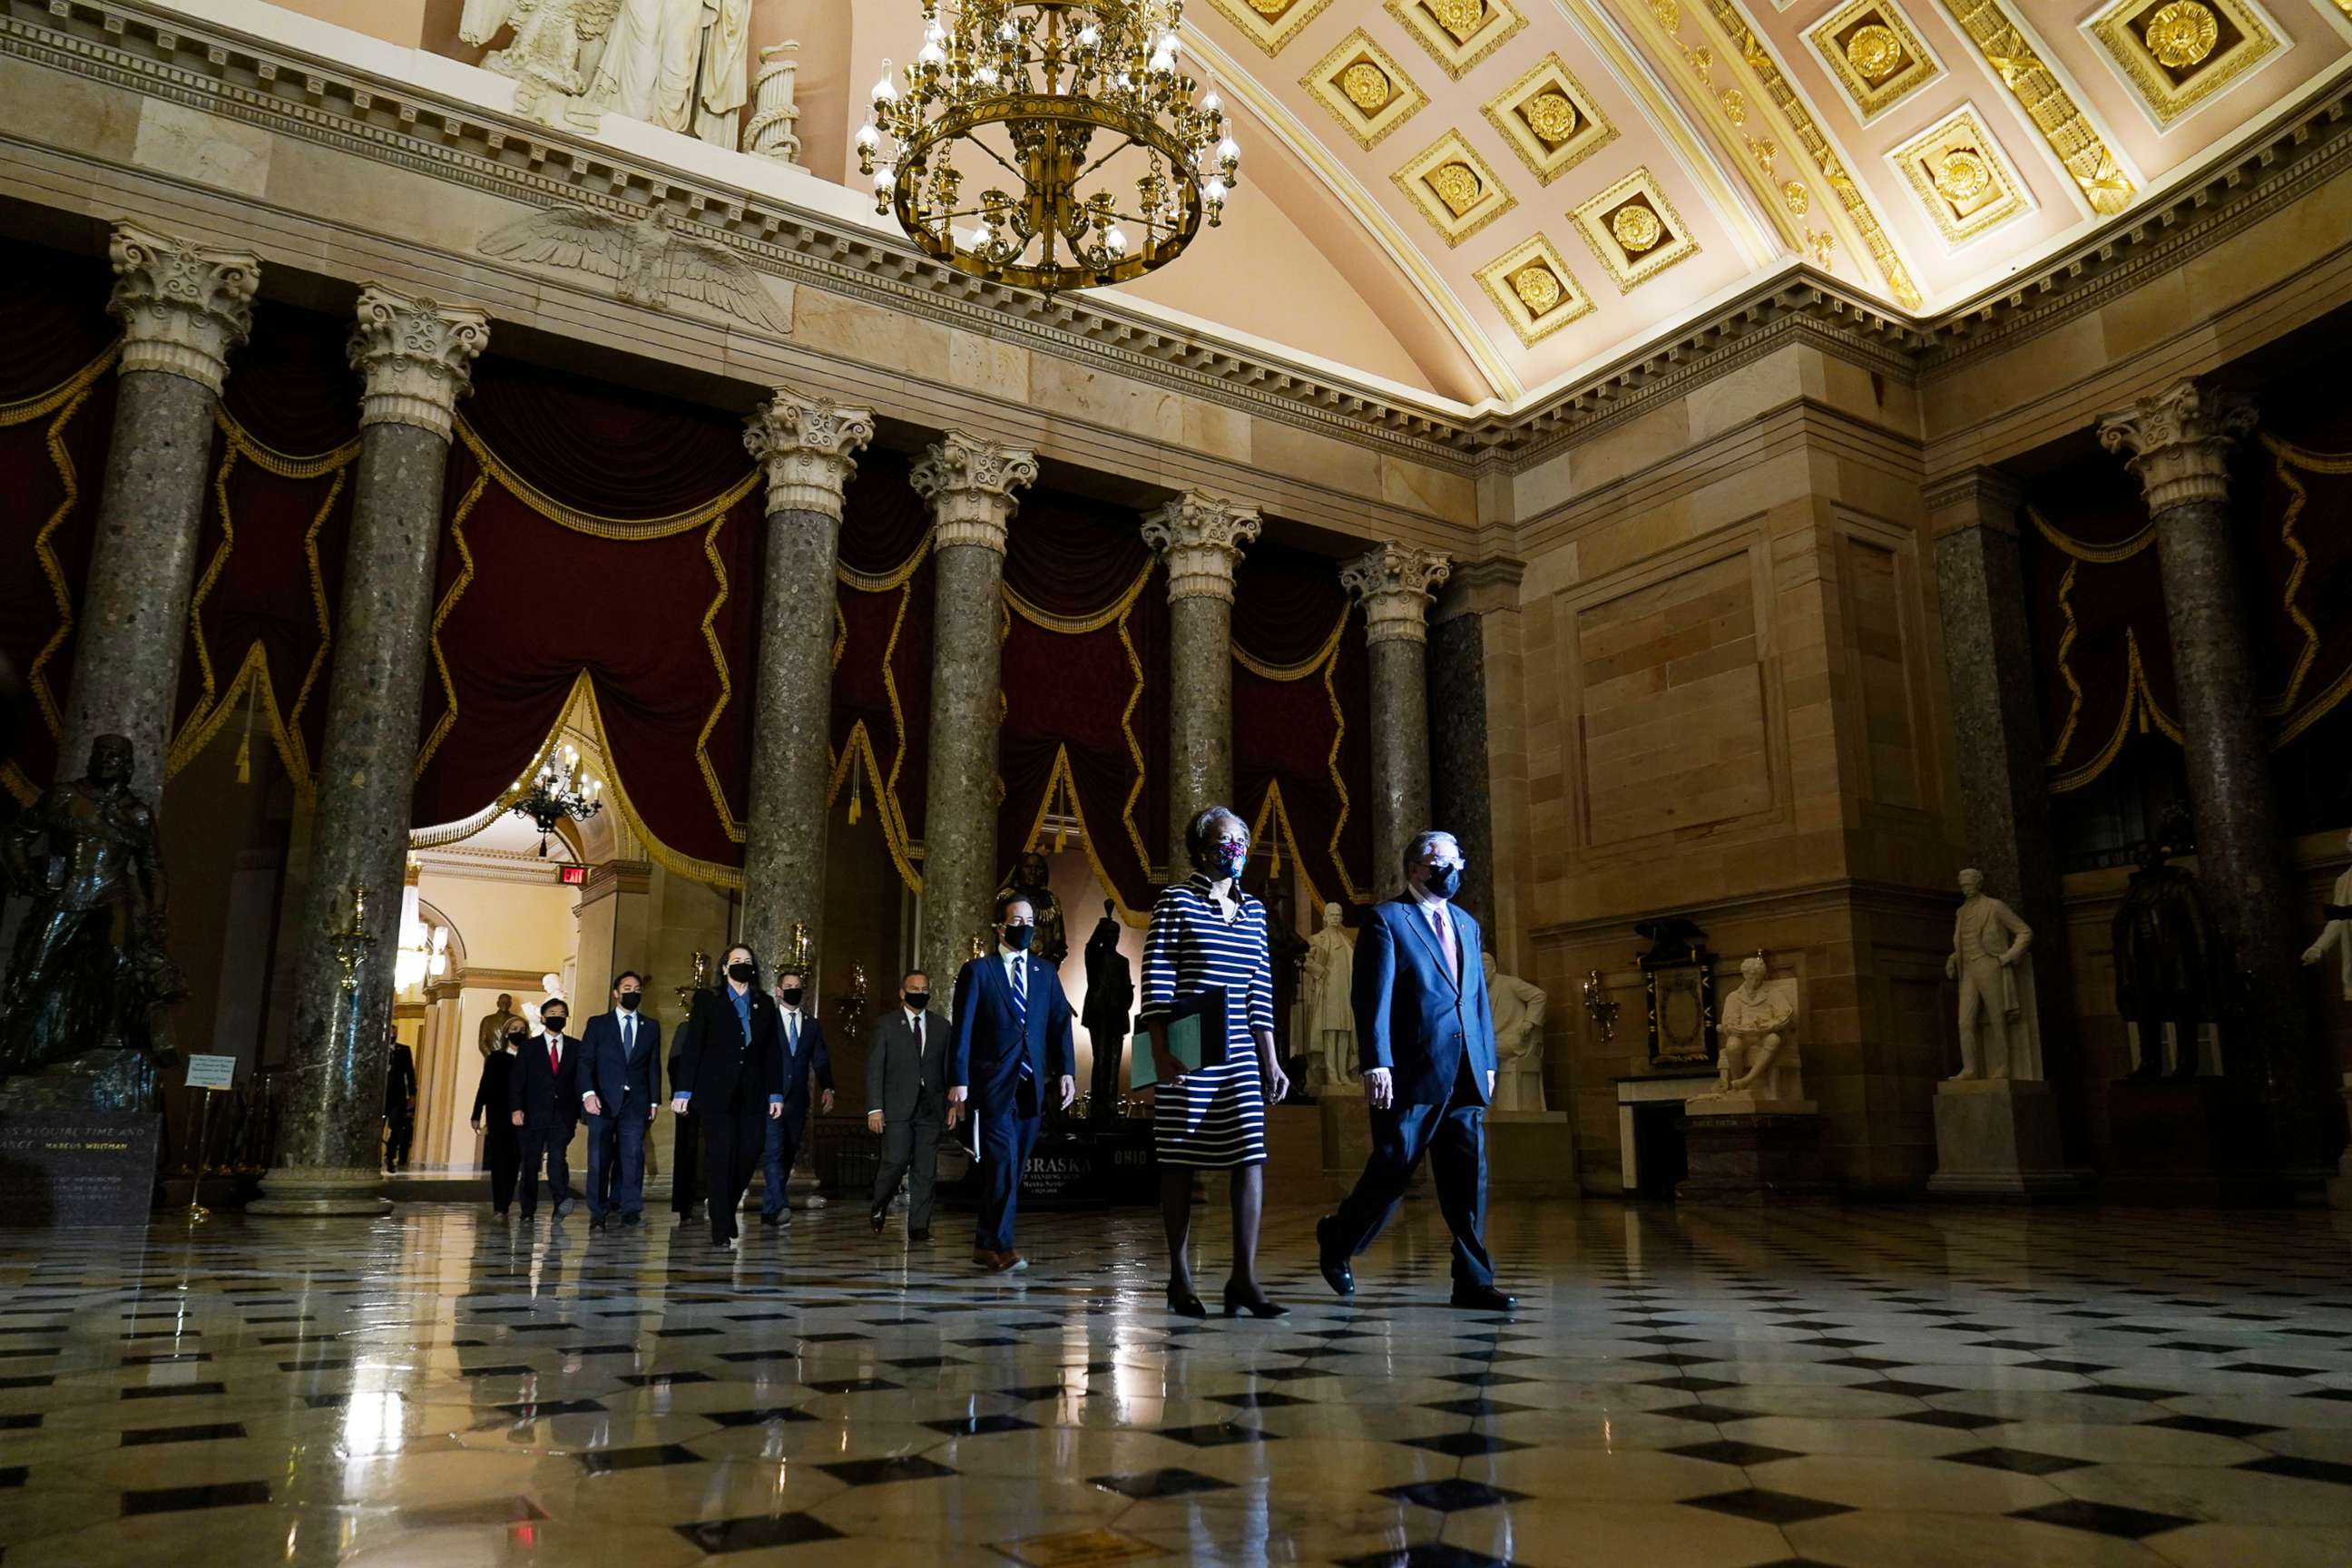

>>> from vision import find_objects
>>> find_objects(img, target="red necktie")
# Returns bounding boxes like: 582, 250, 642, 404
1435, 907, 1459, 983
548, 1040, 560, 1073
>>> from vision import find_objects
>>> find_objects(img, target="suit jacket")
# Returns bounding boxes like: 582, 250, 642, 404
582, 1007, 662, 1114
1353, 896, 1496, 1108
382, 1042, 416, 1118
675, 984, 784, 1112
773, 1007, 834, 1123
867, 1006, 948, 1122
508, 1032, 583, 1127
949, 951, 1074, 1106
472, 1049, 515, 1128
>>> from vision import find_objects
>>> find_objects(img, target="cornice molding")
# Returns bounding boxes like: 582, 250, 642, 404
5, 2, 2349, 478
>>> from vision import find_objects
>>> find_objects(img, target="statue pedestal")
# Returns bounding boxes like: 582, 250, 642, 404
2099, 1076, 2265, 1206
2331, 1073, 2352, 1212
1677, 1099, 1830, 1203
1489, 1109, 1577, 1199
1927, 1079, 2076, 1200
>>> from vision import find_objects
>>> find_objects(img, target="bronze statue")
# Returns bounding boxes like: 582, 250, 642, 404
2112, 818, 2217, 1080
1081, 900, 1132, 1122
476, 993, 520, 1059
1005, 849, 1068, 967
0, 735, 184, 1108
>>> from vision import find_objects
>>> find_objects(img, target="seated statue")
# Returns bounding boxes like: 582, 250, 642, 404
0, 735, 184, 1109
1700, 956, 1800, 1101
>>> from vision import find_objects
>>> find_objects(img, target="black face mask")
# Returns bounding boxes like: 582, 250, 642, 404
544, 1015, 567, 1034
617, 993, 641, 1012
904, 992, 928, 1010
1002, 925, 1035, 953
1423, 864, 1463, 900
779, 986, 804, 1008
728, 962, 758, 985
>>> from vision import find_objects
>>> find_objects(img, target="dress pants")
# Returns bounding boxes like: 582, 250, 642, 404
701, 1102, 765, 1245
670, 1107, 701, 1217
585, 1112, 647, 1220
760, 1103, 806, 1221
516, 1118, 574, 1218
972, 1071, 1041, 1253
871, 1112, 941, 1231
484, 1123, 521, 1214
384, 1113, 414, 1171
1327, 1057, 1495, 1289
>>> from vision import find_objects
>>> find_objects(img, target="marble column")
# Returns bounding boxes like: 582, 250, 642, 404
1142, 492, 1261, 867
738, 394, 876, 973
58, 223, 259, 799
1341, 543, 1452, 898
1428, 556, 1525, 953
2098, 379, 2326, 1164
911, 434, 1036, 974
253, 287, 488, 1218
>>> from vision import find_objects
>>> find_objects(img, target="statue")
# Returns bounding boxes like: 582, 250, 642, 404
1005, 850, 1068, 968
2114, 816, 2218, 1078
0, 735, 185, 1108
1699, 955, 1800, 1100
1081, 902, 1132, 1123
1300, 902, 1357, 1094
476, 992, 520, 1059
1946, 867, 2042, 1081
2300, 826, 2352, 1002
1484, 951, 1549, 1111
582, 0, 753, 148
462, 0, 623, 132
745, 40, 802, 163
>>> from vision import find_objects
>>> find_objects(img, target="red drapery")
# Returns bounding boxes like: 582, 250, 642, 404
410, 358, 763, 879
830, 449, 935, 890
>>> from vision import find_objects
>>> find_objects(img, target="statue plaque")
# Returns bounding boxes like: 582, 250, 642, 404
0, 1111, 162, 1224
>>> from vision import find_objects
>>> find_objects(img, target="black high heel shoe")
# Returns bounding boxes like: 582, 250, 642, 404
1222, 1280, 1289, 1319
1166, 1280, 1208, 1318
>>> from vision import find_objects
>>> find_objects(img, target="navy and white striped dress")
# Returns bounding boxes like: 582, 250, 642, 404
1141, 873, 1276, 1169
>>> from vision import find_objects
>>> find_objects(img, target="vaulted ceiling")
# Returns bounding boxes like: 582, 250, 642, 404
818, 0, 2351, 407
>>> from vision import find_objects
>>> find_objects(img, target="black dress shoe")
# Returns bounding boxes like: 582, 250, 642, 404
1314, 1216, 1356, 1297
870, 1210, 886, 1234
588, 1216, 606, 1233
1166, 1281, 1208, 1318
622, 1211, 641, 1227
1222, 1281, 1289, 1319
908, 1228, 931, 1241
1450, 1284, 1517, 1311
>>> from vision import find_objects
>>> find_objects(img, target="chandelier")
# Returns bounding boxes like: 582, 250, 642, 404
508, 743, 603, 858
856, 2, 1240, 294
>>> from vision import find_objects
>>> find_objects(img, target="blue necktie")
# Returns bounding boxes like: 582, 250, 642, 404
1010, 957, 1028, 1033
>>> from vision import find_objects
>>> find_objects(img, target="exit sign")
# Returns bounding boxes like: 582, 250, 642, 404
560, 866, 585, 886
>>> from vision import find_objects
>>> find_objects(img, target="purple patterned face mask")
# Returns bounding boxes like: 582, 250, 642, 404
1214, 841, 1247, 879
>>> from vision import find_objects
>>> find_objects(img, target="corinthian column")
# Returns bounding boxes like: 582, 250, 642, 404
911, 434, 1035, 973
1142, 492, 1261, 867
58, 223, 259, 799
739, 393, 875, 972
254, 287, 488, 1218
2097, 379, 2325, 1164
1340, 543, 1451, 897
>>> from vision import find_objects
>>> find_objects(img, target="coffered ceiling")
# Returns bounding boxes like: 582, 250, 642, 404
827, 0, 2348, 409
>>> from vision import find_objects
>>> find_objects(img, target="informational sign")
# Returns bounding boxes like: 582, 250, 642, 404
0, 1112, 162, 1225
184, 1054, 238, 1091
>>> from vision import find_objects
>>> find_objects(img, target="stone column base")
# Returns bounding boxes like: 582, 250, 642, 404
1677, 1105, 1831, 1203
249, 1165, 391, 1218
1927, 1079, 2077, 1200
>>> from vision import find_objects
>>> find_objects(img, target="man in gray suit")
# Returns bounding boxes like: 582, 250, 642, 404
867, 969, 946, 1240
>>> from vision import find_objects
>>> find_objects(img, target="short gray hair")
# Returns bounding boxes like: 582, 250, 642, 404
1401, 829, 1459, 874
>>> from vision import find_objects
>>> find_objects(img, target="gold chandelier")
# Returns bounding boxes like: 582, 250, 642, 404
856, 2, 1241, 294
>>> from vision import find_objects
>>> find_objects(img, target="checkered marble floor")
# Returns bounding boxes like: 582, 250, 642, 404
2, 1198, 2351, 1567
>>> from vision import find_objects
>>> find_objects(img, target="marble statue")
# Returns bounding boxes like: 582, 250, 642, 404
745, 40, 803, 163
1081, 902, 1132, 1122
1005, 850, 1068, 968
462, 0, 623, 132
2114, 822, 2218, 1078
1700, 956, 1800, 1101
2300, 826, 2352, 1001
0, 735, 185, 1108
1946, 867, 2042, 1082
476, 992, 520, 1059
1300, 902, 1357, 1094
583, 0, 751, 148
1484, 951, 1549, 1111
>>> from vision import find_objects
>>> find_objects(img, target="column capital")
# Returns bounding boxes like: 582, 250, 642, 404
105, 220, 260, 393
348, 286, 489, 440
1142, 492, 1262, 603
910, 432, 1037, 552
1923, 466, 2024, 538
2097, 379, 2256, 513
744, 393, 875, 521
1341, 542, 1452, 645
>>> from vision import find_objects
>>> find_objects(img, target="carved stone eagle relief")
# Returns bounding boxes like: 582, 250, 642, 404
477, 205, 790, 336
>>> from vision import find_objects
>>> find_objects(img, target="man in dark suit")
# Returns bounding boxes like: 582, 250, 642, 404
381, 1025, 417, 1173
760, 969, 835, 1229
1318, 830, 1514, 1310
582, 970, 662, 1230
671, 943, 784, 1250
508, 995, 582, 1223
948, 893, 1076, 1273
867, 968, 946, 1240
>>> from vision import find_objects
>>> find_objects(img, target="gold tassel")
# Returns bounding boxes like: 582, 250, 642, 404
1054, 772, 1069, 853
233, 679, 256, 784
848, 751, 864, 826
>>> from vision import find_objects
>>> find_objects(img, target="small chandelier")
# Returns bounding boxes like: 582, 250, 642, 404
509, 743, 603, 858
857, 2, 1240, 294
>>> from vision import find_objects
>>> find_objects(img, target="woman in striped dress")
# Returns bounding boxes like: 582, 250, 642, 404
1142, 805, 1291, 1318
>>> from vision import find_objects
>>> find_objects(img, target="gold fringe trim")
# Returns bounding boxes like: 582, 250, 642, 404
827, 717, 925, 894
162, 644, 311, 796
0, 760, 35, 808
2029, 504, 2153, 564
510, 672, 745, 888
837, 532, 933, 592
1245, 779, 1330, 921
451, 416, 759, 538
1323, 628, 1363, 905
2049, 630, 2183, 794
6, 343, 119, 740
692, 511, 745, 844
1002, 559, 1153, 634
1234, 606, 1349, 682
1017, 744, 1149, 927
2043, 558, 2084, 768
